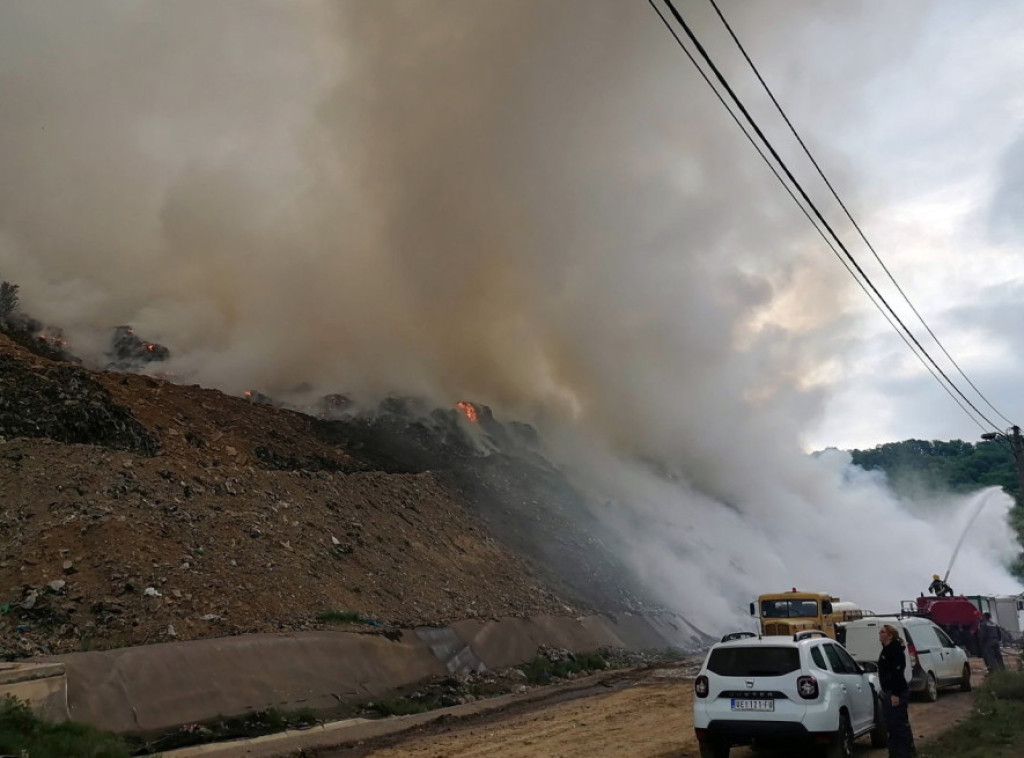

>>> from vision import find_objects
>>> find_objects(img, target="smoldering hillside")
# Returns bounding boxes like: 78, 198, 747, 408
0, 0, 1021, 636
1, 330, 710, 657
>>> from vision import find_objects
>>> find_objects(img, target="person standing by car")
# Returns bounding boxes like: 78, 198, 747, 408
878, 624, 915, 758
978, 612, 1005, 672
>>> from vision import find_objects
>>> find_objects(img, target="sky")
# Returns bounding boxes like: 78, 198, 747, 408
1, 1, 1022, 627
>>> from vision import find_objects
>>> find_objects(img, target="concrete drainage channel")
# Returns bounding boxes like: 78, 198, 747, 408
19, 612, 706, 754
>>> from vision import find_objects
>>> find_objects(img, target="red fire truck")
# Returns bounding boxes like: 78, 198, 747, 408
902, 595, 984, 655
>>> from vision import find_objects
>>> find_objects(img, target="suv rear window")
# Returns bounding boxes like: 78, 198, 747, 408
707, 646, 800, 676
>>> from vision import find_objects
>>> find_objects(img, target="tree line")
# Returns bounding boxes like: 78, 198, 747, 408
849, 439, 1024, 580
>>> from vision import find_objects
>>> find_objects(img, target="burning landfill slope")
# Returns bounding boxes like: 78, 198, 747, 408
0, 288, 170, 374
1, 1, 1022, 642
312, 397, 661, 616
0, 330, 694, 659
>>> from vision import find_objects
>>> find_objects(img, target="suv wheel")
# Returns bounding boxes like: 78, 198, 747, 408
960, 663, 972, 692
823, 712, 854, 758
870, 695, 889, 748
699, 742, 730, 758
924, 671, 938, 702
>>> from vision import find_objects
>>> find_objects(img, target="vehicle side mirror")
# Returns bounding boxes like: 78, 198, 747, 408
749, 602, 755, 616
859, 661, 878, 673
822, 601, 833, 615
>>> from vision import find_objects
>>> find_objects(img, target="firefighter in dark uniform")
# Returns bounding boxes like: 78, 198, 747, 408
928, 574, 954, 597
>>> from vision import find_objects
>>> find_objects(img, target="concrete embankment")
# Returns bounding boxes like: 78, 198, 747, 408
0, 661, 68, 722
32, 611, 705, 734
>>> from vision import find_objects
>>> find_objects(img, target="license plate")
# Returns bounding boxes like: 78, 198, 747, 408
731, 699, 774, 712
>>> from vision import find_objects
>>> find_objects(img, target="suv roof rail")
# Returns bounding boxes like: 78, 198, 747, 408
793, 630, 828, 642
720, 631, 759, 643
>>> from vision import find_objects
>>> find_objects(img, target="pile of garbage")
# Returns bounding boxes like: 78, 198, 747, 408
0, 353, 158, 454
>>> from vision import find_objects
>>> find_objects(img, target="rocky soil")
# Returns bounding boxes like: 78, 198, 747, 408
0, 333, 582, 658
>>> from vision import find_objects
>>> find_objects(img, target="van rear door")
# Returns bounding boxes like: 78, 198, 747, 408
841, 620, 882, 663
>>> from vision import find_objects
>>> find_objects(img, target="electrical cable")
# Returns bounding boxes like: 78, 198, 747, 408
653, 0, 1004, 433
644, 0, 992, 433
706, 0, 1016, 429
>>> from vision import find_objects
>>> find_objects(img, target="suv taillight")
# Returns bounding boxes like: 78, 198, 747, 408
694, 675, 710, 698
797, 675, 819, 699
908, 645, 919, 668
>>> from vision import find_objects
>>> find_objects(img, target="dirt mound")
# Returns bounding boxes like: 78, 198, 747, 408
0, 335, 575, 658
0, 329, 666, 660
1, 435, 570, 658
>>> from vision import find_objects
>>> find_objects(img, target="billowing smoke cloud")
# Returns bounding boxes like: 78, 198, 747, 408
555, 439, 1021, 632
0, 0, 1019, 627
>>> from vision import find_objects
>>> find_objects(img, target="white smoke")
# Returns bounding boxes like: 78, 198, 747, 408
553, 438, 1020, 633
0, 0, 1020, 628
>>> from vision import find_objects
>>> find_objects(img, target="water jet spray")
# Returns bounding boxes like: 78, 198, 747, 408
942, 490, 998, 586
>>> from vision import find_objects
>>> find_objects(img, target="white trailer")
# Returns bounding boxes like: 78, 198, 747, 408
967, 594, 1024, 642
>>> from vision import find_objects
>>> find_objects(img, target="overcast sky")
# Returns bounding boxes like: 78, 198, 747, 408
647, 0, 1024, 453
2, 1, 1022, 618
778, 1, 1024, 450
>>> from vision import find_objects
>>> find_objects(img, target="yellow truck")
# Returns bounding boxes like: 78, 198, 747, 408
749, 589, 863, 639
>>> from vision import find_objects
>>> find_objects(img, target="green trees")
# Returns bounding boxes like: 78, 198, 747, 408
0, 280, 19, 321
851, 439, 1018, 499
850, 439, 1024, 580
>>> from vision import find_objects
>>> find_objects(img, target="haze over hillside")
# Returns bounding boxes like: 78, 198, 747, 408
1, 0, 1021, 635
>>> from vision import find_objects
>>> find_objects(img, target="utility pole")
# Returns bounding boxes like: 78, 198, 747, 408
1010, 426, 1024, 508
982, 426, 1024, 508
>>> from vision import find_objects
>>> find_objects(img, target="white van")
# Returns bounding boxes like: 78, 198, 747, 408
839, 616, 971, 701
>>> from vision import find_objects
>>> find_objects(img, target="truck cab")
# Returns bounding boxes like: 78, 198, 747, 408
751, 590, 862, 639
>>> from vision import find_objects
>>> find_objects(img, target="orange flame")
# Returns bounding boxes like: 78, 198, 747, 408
456, 401, 478, 423
38, 333, 69, 346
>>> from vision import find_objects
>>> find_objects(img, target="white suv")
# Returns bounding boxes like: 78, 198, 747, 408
692, 631, 887, 758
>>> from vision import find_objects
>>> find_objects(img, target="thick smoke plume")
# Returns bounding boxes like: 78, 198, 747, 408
1, 0, 1019, 630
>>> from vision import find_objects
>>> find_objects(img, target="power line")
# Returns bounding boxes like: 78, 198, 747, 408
643, 1, 814, 228
652, 0, 1004, 433
705, 0, 1015, 429
643, 0, 992, 432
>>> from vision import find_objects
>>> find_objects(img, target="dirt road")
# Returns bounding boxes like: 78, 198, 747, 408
325, 664, 984, 758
